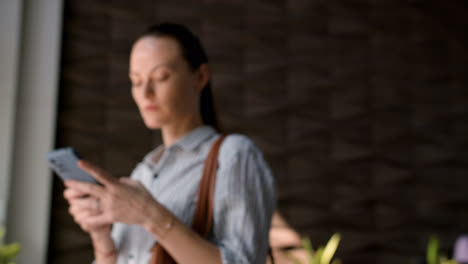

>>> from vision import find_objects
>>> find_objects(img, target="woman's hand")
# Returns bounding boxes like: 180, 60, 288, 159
64, 160, 159, 227
64, 187, 111, 234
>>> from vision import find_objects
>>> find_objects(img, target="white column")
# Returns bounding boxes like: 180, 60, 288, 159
0, 0, 23, 228
3, 0, 64, 264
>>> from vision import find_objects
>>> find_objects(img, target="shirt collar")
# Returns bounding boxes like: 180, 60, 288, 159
172, 125, 217, 151
143, 145, 165, 167
142, 125, 217, 166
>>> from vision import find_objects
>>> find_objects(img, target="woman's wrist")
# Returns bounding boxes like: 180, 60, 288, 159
143, 201, 176, 241
90, 229, 116, 258
94, 246, 117, 259
90, 227, 111, 242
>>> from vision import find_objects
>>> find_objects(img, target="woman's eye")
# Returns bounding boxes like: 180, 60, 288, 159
156, 73, 169, 81
152, 69, 170, 82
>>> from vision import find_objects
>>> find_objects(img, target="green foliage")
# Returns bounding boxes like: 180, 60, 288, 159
287, 233, 341, 264
427, 235, 458, 264
0, 227, 20, 264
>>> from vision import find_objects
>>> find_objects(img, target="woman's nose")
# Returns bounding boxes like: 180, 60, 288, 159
143, 80, 154, 97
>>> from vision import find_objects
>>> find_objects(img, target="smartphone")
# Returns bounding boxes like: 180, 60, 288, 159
46, 147, 98, 184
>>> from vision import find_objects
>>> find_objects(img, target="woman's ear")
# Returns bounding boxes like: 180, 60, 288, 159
195, 64, 210, 93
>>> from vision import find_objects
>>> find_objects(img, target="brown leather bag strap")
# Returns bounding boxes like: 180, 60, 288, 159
192, 134, 227, 236
151, 247, 174, 264
150, 134, 227, 264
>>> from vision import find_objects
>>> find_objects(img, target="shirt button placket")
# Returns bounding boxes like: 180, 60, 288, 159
128, 253, 135, 264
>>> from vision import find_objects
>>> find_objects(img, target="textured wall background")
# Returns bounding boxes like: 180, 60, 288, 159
48, 0, 468, 263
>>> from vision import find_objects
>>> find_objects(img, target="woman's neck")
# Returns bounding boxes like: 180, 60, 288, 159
161, 115, 204, 147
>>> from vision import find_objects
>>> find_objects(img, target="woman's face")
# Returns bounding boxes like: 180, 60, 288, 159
129, 36, 203, 129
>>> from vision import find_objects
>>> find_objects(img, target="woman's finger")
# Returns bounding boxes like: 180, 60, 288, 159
69, 203, 101, 219
65, 180, 104, 198
73, 209, 91, 222
78, 160, 117, 187
63, 188, 88, 200
69, 196, 98, 211
85, 213, 113, 227
119, 177, 142, 188
119, 177, 132, 184
73, 210, 102, 228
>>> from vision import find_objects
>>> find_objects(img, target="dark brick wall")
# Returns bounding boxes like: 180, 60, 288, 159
48, 0, 468, 263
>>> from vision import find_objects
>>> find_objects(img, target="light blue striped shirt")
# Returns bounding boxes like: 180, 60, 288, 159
110, 125, 276, 264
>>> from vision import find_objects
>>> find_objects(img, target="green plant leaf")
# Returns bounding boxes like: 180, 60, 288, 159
0, 226, 21, 264
321, 233, 341, 264
302, 237, 315, 264
286, 251, 304, 264
314, 247, 324, 264
427, 235, 439, 264
441, 260, 458, 264
440, 255, 459, 264
0, 243, 21, 264
331, 259, 342, 264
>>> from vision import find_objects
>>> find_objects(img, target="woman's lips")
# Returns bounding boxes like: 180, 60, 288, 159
144, 105, 159, 111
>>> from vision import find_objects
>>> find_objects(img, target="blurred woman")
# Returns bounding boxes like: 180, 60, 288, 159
63, 23, 276, 264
